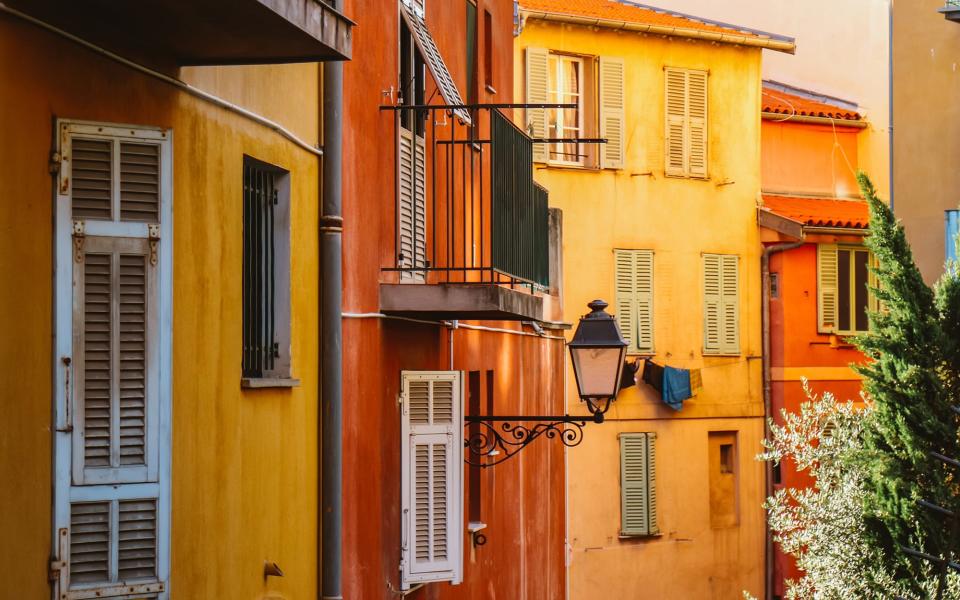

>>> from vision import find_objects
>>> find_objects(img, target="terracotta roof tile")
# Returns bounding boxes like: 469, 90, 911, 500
519, 0, 795, 51
762, 86, 861, 121
762, 195, 869, 229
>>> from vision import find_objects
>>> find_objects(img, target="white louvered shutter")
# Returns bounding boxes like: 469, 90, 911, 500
398, 128, 427, 282
526, 47, 549, 163
817, 244, 839, 333
703, 254, 722, 353
719, 255, 740, 354
687, 71, 708, 178
620, 433, 658, 536
615, 250, 654, 354
56, 123, 169, 600
401, 371, 463, 589
664, 68, 686, 177
599, 57, 625, 169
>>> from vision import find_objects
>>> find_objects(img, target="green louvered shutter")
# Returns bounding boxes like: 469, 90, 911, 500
620, 433, 657, 536
817, 244, 839, 333
525, 47, 549, 163
703, 254, 722, 354
599, 56, 625, 169
615, 250, 654, 354
720, 254, 739, 355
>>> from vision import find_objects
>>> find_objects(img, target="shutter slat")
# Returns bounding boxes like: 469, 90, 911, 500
118, 498, 157, 580
664, 69, 686, 176
526, 47, 549, 163
71, 139, 113, 220
70, 502, 111, 584
720, 255, 739, 354
687, 71, 708, 178
118, 254, 147, 466
620, 433, 656, 536
818, 244, 839, 333
120, 143, 159, 222
84, 253, 113, 467
703, 254, 722, 353
599, 57, 625, 169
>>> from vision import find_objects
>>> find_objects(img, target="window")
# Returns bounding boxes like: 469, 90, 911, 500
483, 10, 493, 90
55, 121, 172, 599
664, 67, 708, 178
703, 254, 739, 355
400, 371, 464, 589
242, 157, 292, 382
770, 272, 780, 299
620, 432, 658, 537
946, 209, 959, 264
709, 431, 738, 528
817, 244, 872, 335
525, 48, 624, 168
466, 0, 477, 104
614, 249, 654, 354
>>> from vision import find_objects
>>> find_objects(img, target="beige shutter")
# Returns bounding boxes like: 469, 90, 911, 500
620, 432, 658, 536
119, 142, 160, 222
615, 250, 654, 354
817, 244, 839, 333
525, 47, 549, 163
73, 236, 158, 484
117, 498, 158, 580
401, 371, 463, 589
686, 70, 708, 178
703, 254, 722, 353
664, 68, 686, 176
398, 128, 426, 282
71, 138, 113, 220
719, 255, 739, 354
70, 502, 111, 585
599, 56, 625, 169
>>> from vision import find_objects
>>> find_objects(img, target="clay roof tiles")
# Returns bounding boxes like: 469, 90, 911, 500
762, 195, 869, 230
762, 86, 862, 121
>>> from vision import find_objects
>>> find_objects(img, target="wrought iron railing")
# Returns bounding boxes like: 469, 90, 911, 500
380, 103, 556, 290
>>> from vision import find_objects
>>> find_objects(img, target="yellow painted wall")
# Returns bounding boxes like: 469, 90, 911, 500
516, 20, 767, 599
0, 15, 320, 599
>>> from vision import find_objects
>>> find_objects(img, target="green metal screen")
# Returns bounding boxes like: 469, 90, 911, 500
242, 159, 277, 378
490, 109, 550, 288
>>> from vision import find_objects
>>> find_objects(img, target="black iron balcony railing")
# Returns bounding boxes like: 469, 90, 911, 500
380, 103, 560, 290
941, 0, 960, 20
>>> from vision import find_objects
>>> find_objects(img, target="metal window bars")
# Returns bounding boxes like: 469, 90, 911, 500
242, 161, 277, 378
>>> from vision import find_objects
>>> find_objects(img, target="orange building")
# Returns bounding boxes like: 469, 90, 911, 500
758, 81, 871, 597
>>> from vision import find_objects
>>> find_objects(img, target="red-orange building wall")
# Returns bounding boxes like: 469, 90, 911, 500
762, 117, 868, 597
340, 1, 566, 598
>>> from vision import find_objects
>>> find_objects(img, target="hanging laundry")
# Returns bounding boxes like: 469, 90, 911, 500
689, 368, 703, 396
641, 359, 664, 394
662, 366, 692, 411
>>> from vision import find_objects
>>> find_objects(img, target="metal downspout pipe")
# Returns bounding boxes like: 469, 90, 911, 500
321, 1, 344, 596
761, 240, 803, 600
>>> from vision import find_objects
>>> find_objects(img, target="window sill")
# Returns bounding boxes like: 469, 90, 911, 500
702, 352, 741, 357
664, 173, 710, 181
242, 377, 300, 389
535, 162, 600, 172
619, 531, 662, 540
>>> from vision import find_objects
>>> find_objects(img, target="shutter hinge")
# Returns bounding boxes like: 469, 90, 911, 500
49, 151, 61, 175
148, 224, 160, 266
48, 559, 66, 582
72, 220, 85, 263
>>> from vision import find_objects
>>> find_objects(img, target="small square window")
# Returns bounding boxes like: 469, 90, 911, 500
770, 272, 780, 299
720, 443, 734, 474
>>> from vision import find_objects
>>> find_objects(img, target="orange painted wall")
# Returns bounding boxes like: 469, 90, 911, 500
762, 121, 861, 198
339, 0, 566, 598
762, 118, 868, 596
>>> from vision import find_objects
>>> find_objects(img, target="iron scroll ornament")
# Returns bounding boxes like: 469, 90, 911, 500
463, 416, 589, 468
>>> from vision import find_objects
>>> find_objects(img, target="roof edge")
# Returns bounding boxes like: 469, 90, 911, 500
519, 9, 797, 54
617, 1, 795, 45
761, 111, 867, 128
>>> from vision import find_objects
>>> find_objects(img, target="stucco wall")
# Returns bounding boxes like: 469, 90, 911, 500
0, 15, 320, 598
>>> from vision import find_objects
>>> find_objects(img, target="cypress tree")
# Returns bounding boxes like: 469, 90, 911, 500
854, 172, 960, 588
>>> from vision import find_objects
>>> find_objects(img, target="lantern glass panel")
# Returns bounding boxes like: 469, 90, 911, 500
571, 346, 623, 398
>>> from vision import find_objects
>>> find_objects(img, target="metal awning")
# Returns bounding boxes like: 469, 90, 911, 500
4, 0, 352, 64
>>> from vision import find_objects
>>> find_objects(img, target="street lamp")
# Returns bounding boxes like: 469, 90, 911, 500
464, 299, 633, 467
568, 299, 628, 423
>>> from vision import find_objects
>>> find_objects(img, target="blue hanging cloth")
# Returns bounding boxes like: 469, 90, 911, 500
661, 366, 692, 411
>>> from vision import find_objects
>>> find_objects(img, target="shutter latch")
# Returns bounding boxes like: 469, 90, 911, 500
148, 224, 160, 266
72, 220, 85, 263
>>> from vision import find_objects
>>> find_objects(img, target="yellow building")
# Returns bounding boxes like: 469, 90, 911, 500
0, 3, 351, 598
514, 1, 794, 597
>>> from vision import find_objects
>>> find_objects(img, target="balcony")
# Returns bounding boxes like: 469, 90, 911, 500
941, 0, 960, 21
4, 0, 352, 64
379, 105, 551, 321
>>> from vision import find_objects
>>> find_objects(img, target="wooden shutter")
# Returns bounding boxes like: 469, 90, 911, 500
599, 57, 625, 169
817, 244, 839, 333
615, 250, 654, 354
73, 236, 158, 485
719, 255, 739, 354
119, 143, 160, 222
68, 498, 158, 588
401, 371, 463, 589
398, 128, 426, 282
525, 47, 549, 163
664, 68, 686, 176
620, 432, 658, 536
703, 254, 722, 353
71, 138, 113, 220
687, 70, 708, 178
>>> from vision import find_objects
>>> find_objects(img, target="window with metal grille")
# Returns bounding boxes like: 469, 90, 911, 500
242, 157, 292, 382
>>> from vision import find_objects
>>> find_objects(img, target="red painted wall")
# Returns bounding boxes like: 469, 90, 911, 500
762, 119, 868, 597
340, 1, 566, 598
